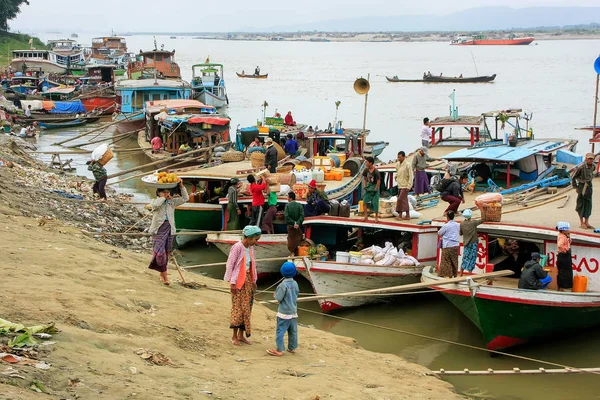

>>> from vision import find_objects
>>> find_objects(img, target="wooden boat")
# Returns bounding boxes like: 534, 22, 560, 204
38, 119, 91, 130
386, 74, 496, 83
10, 39, 85, 75
127, 40, 181, 80
80, 95, 116, 115
451, 35, 534, 46
236, 72, 268, 79
192, 63, 228, 108
364, 141, 388, 157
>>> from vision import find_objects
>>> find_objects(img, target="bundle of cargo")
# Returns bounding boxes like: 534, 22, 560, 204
474, 193, 504, 222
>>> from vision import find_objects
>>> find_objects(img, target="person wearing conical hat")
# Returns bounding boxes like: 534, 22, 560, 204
266, 262, 299, 357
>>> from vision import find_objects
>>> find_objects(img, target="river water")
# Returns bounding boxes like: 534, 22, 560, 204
31, 33, 600, 399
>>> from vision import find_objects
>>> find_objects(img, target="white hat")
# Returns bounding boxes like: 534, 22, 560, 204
265, 137, 273, 144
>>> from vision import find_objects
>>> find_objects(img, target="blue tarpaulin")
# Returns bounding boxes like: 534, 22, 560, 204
50, 100, 86, 114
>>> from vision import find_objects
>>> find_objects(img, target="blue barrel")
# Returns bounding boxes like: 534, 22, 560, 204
329, 154, 341, 168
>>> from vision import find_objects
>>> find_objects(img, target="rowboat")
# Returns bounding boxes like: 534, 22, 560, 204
364, 140, 388, 157
38, 119, 93, 130
386, 74, 496, 83
236, 72, 268, 79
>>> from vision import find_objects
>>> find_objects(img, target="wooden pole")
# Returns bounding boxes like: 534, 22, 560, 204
81, 229, 242, 237
593, 73, 599, 148
106, 155, 206, 186
51, 111, 143, 146
430, 367, 600, 376
105, 142, 230, 179
171, 255, 188, 285
182, 255, 301, 270
289, 269, 514, 304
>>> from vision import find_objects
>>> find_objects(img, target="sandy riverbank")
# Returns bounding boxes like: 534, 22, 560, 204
0, 140, 460, 399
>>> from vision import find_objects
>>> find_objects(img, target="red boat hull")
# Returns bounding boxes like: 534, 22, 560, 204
81, 96, 116, 115
452, 37, 534, 46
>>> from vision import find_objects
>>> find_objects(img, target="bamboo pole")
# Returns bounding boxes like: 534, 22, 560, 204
105, 141, 231, 180
66, 129, 136, 148
182, 255, 300, 270
80, 229, 241, 237
286, 270, 514, 304
106, 155, 206, 186
430, 367, 600, 376
51, 111, 142, 146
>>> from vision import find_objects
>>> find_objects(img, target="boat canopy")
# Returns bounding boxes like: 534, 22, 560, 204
145, 99, 215, 114
44, 87, 76, 95
442, 140, 560, 163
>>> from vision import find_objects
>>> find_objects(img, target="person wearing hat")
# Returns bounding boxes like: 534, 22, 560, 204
283, 133, 299, 156
518, 252, 552, 290
264, 137, 278, 173
572, 153, 596, 229
266, 262, 300, 357
412, 146, 437, 197
556, 221, 573, 291
224, 225, 262, 346
304, 179, 330, 217
460, 209, 483, 275
226, 177, 243, 231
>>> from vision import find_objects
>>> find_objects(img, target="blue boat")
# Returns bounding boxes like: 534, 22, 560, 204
191, 62, 228, 108
39, 119, 90, 130
112, 78, 192, 132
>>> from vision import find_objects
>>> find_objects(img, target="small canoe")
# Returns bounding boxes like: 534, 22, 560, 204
39, 119, 89, 130
236, 72, 268, 79
386, 74, 497, 83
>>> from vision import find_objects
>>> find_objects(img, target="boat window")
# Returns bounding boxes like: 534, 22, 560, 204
132, 92, 143, 109
152, 94, 161, 101
145, 55, 154, 63
155, 54, 163, 62
143, 94, 150, 102
162, 94, 169, 100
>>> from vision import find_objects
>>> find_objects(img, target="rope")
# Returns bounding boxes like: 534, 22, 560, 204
295, 306, 600, 376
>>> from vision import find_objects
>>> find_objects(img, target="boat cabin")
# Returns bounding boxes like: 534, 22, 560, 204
91, 36, 127, 58
191, 63, 227, 105
115, 78, 192, 115
41, 86, 77, 101
128, 48, 181, 79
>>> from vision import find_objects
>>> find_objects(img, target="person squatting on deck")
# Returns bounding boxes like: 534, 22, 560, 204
460, 209, 483, 275
148, 180, 188, 285
87, 160, 108, 201
362, 156, 381, 222
572, 153, 596, 229
285, 192, 304, 255
556, 221, 573, 291
150, 136, 163, 154
440, 173, 469, 215
224, 225, 261, 346
248, 174, 266, 226
304, 180, 330, 217
518, 252, 552, 290
438, 210, 460, 278
266, 262, 300, 357
412, 147, 436, 196
395, 151, 413, 221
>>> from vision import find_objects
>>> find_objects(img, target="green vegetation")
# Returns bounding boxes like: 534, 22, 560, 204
0, 0, 29, 32
0, 32, 46, 67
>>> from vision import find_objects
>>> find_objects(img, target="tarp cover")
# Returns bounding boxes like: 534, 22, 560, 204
20, 100, 44, 111
49, 100, 86, 114
187, 116, 230, 126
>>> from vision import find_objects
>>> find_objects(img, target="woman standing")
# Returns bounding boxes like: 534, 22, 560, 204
224, 225, 261, 345
148, 180, 188, 285
226, 177, 242, 231
556, 221, 573, 291
438, 210, 460, 278
460, 209, 483, 275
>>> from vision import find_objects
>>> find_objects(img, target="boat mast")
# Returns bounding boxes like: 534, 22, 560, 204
593, 55, 600, 148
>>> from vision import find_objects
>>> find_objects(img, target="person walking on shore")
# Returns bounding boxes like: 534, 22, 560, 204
556, 221, 573, 291
224, 225, 261, 346
284, 192, 304, 255
412, 147, 436, 197
362, 156, 381, 222
460, 209, 483, 275
148, 180, 188, 285
267, 262, 300, 357
438, 210, 460, 278
421, 117, 432, 148
572, 153, 596, 229
395, 150, 413, 220
87, 160, 108, 201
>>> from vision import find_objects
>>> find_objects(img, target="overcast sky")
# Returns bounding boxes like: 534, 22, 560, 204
9, 0, 600, 33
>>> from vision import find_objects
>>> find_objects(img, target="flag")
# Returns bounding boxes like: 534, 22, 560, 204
28, 38, 33, 45
448, 91, 455, 101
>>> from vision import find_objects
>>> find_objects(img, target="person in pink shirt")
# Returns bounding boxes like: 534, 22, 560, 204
224, 225, 261, 345
150, 136, 163, 154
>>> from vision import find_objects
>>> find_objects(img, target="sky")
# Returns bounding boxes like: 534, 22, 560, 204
9, 0, 600, 33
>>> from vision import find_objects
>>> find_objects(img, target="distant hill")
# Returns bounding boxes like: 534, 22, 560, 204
260, 6, 600, 33
0, 33, 46, 67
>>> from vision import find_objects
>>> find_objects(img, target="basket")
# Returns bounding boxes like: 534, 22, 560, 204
482, 203, 502, 222
141, 175, 179, 189
292, 184, 308, 199
250, 152, 265, 168
276, 165, 293, 173
221, 150, 245, 163
98, 147, 114, 166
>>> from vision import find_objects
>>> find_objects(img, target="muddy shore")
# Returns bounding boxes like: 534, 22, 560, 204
0, 138, 460, 399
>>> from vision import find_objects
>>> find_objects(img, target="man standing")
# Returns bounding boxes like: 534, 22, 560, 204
421, 117, 432, 148
572, 153, 596, 229
264, 137, 278, 173
304, 180, 329, 217
362, 156, 381, 222
284, 192, 304, 255
412, 146, 436, 197
395, 151, 413, 221
440, 173, 469, 215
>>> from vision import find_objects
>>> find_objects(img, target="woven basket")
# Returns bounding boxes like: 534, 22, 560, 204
482, 203, 502, 222
250, 152, 265, 168
98, 147, 114, 166
221, 150, 245, 163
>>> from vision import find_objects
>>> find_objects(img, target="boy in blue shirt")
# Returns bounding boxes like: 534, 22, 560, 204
267, 262, 300, 356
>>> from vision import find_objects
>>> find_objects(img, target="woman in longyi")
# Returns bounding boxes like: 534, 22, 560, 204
224, 225, 261, 345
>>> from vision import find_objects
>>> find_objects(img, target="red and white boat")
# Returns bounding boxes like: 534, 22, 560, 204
80, 95, 116, 115
451, 35, 534, 46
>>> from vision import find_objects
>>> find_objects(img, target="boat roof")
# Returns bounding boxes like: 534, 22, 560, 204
441, 140, 560, 163
44, 87, 76, 95
157, 113, 230, 126
192, 63, 223, 68
303, 215, 439, 233
144, 99, 212, 114
140, 49, 174, 55
430, 109, 523, 127
115, 79, 190, 89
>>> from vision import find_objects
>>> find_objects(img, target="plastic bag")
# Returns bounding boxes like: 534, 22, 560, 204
91, 143, 108, 161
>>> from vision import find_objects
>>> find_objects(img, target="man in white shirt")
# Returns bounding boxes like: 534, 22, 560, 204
24, 105, 32, 118
420, 117, 432, 148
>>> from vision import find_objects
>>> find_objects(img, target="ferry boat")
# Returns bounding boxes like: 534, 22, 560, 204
191, 62, 228, 108
10, 39, 86, 75
451, 34, 534, 46
127, 39, 181, 80
88, 36, 130, 76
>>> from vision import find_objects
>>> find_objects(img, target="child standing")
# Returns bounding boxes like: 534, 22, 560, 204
267, 262, 299, 357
